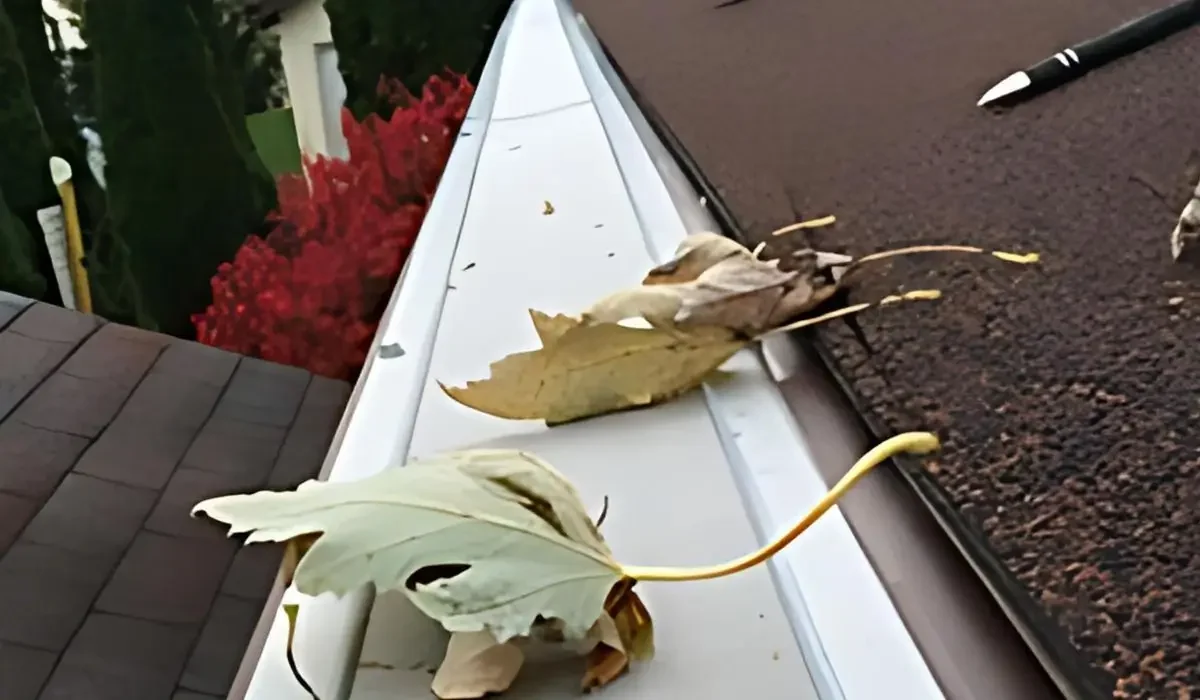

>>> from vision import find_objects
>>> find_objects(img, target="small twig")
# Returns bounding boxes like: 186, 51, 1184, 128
1129, 171, 1174, 211
284, 603, 320, 699
595, 495, 610, 528
852, 244, 1038, 267
714, 0, 752, 7
762, 289, 942, 337
843, 311, 874, 356
287, 647, 319, 699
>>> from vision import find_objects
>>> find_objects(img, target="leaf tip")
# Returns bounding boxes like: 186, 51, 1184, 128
992, 250, 1040, 264
770, 215, 837, 237
903, 431, 941, 454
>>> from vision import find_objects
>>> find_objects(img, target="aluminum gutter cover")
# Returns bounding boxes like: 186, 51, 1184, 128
240, 1, 942, 698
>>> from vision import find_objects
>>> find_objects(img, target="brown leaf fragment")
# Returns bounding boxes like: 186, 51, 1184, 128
605, 579, 654, 662
612, 232, 1039, 337
582, 613, 629, 692
586, 232, 839, 336
432, 631, 525, 699
581, 287, 686, 328
642, 232, 753, 285
1171, 177, 1200, 263
440, 311, 746, 425
281, 533, 320, 586
765, 273, 837, 329
581, 579, 654, 692
358, 660, 396, 670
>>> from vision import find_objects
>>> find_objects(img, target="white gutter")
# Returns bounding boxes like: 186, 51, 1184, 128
560, 5, 943, 698
240, 1, 945, 698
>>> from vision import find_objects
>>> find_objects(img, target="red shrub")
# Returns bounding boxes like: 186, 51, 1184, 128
193, 71, 474, 379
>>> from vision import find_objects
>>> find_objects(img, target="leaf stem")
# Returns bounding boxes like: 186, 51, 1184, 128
761, 289, 942, 337
620, 432, 940, 582
848, 244, 1039, 269
283, 603, 320, 699
770, 215, 837, 237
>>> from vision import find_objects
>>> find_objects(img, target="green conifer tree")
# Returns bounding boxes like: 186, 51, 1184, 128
0, 0, 55, 300
325, 0, 508, 119
90, 0, 275, 336
0, 187, 46, 300
2, 0, 149, 324
4, 0, 100, 218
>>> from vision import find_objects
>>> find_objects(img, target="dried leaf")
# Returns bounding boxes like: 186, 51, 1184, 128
193, 449, 623, 643
357, 661, 395, 670
195, 432, 939, 697
642, 231, 755, 284
586, 231, 1042, 342
604, 579, 654, 662
1171, 177, 1200, 263
582, 612, 629, 691
445, 229, 1038, 425
440, 311, 746, 424
432, 632, 525, 699
584, 232, 834, 335
446, 232, 1015, 425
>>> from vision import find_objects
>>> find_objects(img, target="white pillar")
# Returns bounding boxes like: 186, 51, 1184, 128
272, 0, 348, 160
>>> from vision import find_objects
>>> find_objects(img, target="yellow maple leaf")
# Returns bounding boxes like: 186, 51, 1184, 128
441, 230, 1039, 427
440, 311, 746, 425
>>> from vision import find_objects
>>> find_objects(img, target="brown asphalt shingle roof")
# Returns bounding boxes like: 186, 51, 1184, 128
0, 294, 349, 699
578, 0, 1200, 697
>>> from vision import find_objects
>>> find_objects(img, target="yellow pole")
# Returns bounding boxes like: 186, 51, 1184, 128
50, 158, 92, 314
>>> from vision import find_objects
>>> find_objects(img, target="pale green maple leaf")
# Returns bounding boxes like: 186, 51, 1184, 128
193, 449, 623, 643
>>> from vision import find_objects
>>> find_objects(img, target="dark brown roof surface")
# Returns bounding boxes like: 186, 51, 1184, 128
579, 0, 1200, 698
0, 294, 349, 700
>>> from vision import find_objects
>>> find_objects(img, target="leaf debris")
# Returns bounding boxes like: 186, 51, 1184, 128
440, 311, 747, 425
194, 433, 938, 698
442, 228, 1036, 424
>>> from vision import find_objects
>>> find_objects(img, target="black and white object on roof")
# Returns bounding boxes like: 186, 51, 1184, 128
977, 0, 1200, 106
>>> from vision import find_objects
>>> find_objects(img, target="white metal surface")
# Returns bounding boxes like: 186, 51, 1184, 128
558, 11, 944, 699
244, 0, 945, 698
235, 9, 513, 700
272, 0, 349, 158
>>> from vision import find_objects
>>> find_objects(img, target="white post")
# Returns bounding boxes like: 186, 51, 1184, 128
271, 0, 349, 162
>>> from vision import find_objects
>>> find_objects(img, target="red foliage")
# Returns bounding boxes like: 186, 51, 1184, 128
193, 71, 474, 379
